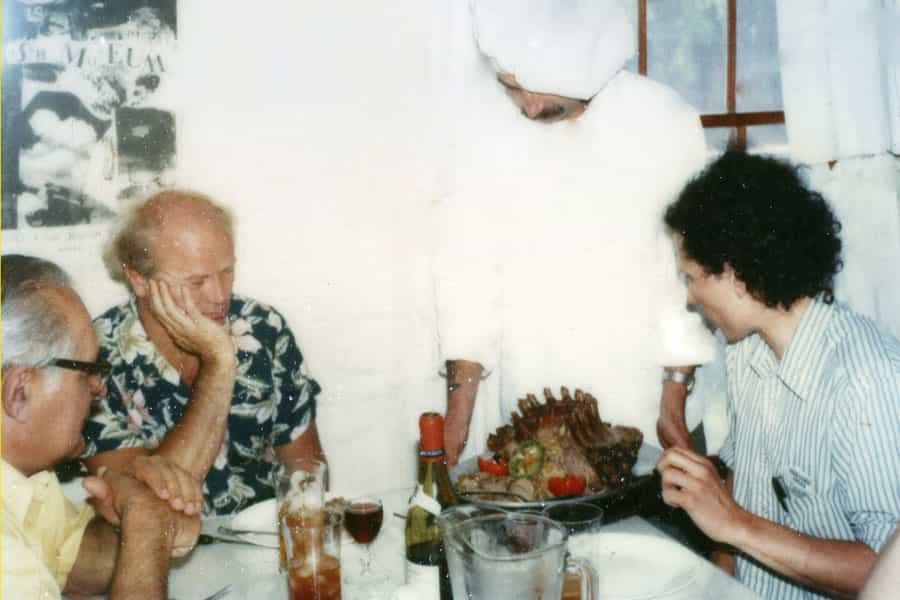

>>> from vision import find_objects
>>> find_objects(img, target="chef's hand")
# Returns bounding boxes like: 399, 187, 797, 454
445, 404, 472, 467
657, 381, 693, 450
148, 279, 234, 364
656, 447, 749, 546
444, 360, 482, 466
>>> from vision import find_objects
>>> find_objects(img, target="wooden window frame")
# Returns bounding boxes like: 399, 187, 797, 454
637, 0, 784, 149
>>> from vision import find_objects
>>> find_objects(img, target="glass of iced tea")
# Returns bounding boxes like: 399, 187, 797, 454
275, 458, 328, 572
276, 458, 343, 599
283, 506, 343, 600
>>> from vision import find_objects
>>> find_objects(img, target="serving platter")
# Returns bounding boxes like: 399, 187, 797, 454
449, 442, 661, 510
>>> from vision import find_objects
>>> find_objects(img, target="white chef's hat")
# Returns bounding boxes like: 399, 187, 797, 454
472, 0, 636, 100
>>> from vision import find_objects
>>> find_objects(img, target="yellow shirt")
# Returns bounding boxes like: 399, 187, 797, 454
2, 460, 94, 600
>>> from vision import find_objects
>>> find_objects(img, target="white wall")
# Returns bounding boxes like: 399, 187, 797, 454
809, 156, 900, 340
170, 1, 450, 494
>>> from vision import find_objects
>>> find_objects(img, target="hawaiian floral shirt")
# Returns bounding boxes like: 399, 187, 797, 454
82, 295, 321, 515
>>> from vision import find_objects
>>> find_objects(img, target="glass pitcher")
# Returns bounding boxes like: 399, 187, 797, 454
438, 506, 597, 600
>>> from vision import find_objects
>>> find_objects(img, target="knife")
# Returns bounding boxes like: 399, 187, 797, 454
218, 525, 278, 537
197, 533, 278, 549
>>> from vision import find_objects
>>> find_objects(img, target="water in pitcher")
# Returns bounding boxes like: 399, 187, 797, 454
440, 508, 570, 600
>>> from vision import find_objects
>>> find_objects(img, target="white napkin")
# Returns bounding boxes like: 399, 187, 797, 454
392, 584, 425, 600
567, 531, 698, 599
391, 575, 441, 600
230, 494, 394, 535
231, 498, 278, 533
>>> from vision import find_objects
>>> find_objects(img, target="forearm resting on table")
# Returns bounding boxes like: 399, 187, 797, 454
64, 518, 119, 597
107, 505, 175, 600
730, 514, 876, 598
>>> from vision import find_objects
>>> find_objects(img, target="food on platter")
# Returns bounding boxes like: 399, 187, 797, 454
455, 387, 643, 502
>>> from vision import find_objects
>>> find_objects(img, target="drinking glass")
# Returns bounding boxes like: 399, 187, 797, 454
275, 458, 342, 600
275, 458, 328, 572
541, 500, 605, 535
344, 496, 384, 576
282, 507, 343, 600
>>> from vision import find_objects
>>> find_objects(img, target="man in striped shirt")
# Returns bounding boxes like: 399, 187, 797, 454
656, 149, 900, 599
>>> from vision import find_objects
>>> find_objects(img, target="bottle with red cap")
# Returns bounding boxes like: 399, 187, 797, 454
404, 412, 457, 600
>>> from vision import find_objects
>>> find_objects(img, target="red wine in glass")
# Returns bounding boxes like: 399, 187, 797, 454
345, 496, 385, 580
345, 500, 384, 545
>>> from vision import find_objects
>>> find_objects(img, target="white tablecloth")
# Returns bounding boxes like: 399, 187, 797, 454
60, 480, 761, 599
168, 504, 762, 599
168, 487, 412, 600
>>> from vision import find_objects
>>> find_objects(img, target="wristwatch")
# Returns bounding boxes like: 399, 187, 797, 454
662, 369, 695, 393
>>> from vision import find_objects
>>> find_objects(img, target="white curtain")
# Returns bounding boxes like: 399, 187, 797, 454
775, 0, 899, 163
776, 1, 900, 340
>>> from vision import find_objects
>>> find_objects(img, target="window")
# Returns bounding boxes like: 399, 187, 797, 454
626, 0, 787, 153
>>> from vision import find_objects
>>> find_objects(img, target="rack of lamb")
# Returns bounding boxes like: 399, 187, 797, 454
456, 387, 643, 502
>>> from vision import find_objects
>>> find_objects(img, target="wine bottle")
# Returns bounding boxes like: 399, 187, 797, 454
405, 412, 457, 600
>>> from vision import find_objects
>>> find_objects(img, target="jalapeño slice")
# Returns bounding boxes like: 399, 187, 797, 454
508, 440, 545, 478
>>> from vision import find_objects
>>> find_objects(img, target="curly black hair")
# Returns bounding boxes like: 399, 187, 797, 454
664, 149, 843, 309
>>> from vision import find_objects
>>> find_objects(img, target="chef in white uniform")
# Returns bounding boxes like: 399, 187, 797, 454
430, 0, 724, 464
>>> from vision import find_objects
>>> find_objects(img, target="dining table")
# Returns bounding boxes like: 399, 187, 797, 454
160, 485, 764, 600
58, 443, 763, 600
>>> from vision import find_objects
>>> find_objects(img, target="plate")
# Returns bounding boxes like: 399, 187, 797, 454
230, 487, 413, 535
449, 443, 661, 510
568, 531, 697, 599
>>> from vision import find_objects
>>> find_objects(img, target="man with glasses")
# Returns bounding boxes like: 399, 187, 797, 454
1, 254, 201, 599
82, 190, 326, 514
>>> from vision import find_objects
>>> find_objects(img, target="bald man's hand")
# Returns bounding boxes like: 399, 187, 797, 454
148, 279, 235, 364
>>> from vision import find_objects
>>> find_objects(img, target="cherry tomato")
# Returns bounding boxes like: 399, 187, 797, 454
547, 475, 587, 497
477, 456, 510, 477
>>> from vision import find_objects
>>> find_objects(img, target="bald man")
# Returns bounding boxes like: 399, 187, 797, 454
82, 190, 326, 514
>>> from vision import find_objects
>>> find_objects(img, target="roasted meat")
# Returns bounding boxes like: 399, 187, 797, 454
477, 387, 643, 499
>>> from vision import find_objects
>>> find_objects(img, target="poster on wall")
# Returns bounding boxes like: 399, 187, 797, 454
2, 0, 177, 232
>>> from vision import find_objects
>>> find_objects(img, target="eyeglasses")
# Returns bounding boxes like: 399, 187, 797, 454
49, 358, 112, 378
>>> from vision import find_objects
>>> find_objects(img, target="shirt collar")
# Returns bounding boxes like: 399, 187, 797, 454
125, 296, 147, 334
747, 333, 777, 379
777, 296, 833, 402
118, 297, 181, 385
2, 460, 54, 526
745, 296, 833, 402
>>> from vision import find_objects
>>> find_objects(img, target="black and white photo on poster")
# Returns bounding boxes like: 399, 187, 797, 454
2, 0, 177, 231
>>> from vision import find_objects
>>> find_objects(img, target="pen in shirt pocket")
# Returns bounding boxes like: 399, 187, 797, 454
772, 476, 790, 513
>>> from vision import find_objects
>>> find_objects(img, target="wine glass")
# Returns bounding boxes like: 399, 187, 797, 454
344, 496, 384, 578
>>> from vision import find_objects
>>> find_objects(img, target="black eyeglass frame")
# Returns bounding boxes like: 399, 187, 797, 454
49, 358, 112, 377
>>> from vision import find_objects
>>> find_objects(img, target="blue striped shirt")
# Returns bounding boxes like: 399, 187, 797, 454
720, 297, 900, 599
